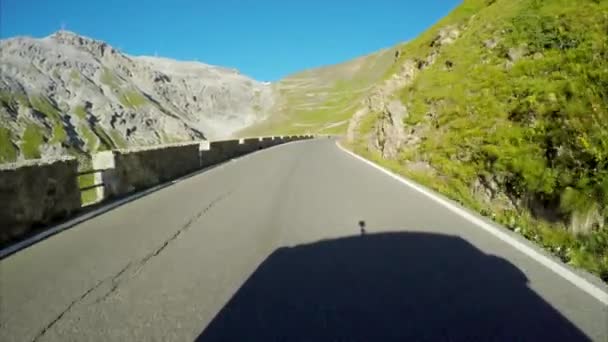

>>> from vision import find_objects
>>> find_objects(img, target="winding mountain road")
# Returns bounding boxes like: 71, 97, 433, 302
1, 138, 607, 341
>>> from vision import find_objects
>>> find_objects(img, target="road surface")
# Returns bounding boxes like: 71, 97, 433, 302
1, 138, 607, 341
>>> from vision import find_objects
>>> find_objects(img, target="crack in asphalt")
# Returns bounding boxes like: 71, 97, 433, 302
31, 279, 104, 342
30, 191, 232, 342
93, 261, 133, 304
130, 190, 232, 276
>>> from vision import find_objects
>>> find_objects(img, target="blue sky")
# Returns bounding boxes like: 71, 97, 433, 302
1, 0, 461, 81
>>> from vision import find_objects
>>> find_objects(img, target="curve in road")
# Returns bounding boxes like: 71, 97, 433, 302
1, 138, 606, 341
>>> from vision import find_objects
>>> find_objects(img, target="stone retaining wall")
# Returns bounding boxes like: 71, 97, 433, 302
0, 135, 317, 244
0, 158, 80, 244
102, 143, 200, 197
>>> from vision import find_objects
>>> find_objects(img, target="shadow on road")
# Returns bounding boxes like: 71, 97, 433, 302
197, 231, 589, 341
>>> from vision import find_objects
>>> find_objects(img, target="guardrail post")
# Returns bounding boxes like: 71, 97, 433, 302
92, 151, 115, 202
199, 141, 211, 168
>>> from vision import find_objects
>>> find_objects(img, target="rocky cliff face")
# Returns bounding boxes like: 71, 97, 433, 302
0, 31, 274, 162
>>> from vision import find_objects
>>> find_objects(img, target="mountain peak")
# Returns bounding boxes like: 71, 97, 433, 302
48, 30, 94, 44
50, 30, 106, 47
48, 29, 80, 39
46, 30, 120, 60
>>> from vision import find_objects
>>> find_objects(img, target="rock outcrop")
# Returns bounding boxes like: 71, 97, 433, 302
347, 24, 462, 159
0, 31, 274, 162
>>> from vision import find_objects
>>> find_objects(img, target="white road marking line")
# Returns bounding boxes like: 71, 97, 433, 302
336, 141, 608, 306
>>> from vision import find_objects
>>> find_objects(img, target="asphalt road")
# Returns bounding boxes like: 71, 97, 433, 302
1, 138, 607, 341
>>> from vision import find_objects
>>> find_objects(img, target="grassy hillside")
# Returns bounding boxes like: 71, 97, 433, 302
350, 0, 608, 280
0, 90, 128, 163
240, 48, 397, 137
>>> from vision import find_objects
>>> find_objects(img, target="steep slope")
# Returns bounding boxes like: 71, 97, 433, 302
240, 47, 397, 136
347, 0, 608, 280
0, 31, 273, 163
245, 0, 608, 281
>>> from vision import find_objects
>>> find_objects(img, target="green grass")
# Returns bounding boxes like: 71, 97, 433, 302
20, 124, 45, 159
74, 105, 87, 119
91, 125, 115, 150
319, 122, 349, 135
79, 124, 98, 152
0, 127, 17, 162
100, 67, 120, 89
357, 111, 380, 137
78, 172, 98, 205
349, 0, 608, 281
2, 93, 68, 161
109, 130, 127, 148
50, 123, 67, 144
30, 95, 62, 121
70, 69, 80, 81
27, 95, 69, 152
242, 47, 396, 136
119, 90, 148, 109
101, 69, 148, 110
0, 91, 29, 111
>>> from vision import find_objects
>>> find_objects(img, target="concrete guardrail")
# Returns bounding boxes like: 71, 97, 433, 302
0, 135, 315, 244
0, 158, 81, 243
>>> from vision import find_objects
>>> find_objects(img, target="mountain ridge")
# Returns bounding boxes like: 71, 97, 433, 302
0, 30, 274, 163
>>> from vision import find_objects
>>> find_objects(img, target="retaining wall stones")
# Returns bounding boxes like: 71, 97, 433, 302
101, 143, 200, 198
1, 135, 315, 244
0, 158, 81, 244
200, 139, 238, 167
238, 138, 261, 155
260, 137, 274, 148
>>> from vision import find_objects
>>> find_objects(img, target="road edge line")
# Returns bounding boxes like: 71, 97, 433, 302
336, 141, 608, 306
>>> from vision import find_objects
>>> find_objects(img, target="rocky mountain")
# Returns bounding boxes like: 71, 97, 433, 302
0, 30, 274, 162
248, 0, 608, 281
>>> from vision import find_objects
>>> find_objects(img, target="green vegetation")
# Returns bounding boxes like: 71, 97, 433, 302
159, 131, 187, 144
26, 95, 70, 155
102, 68, 148, 109
20, 124, 45, 159
79, 124, 98, 152
119, 90, 147, 109
0, 91, 30, 114
100, 67, 120, 89
30, 95, 62, 121
70, 69, 80, 82
109, 129, 127, 148
0, 127, 17, 162
78, 172, 98, 205
241, 48, 396, 136
50, 123, 67, 144
91, 125, 115, 151
350, 0, 608, 281
319, 122, 349, 135
74, 105, 87, 119
0, 0, 605, 282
